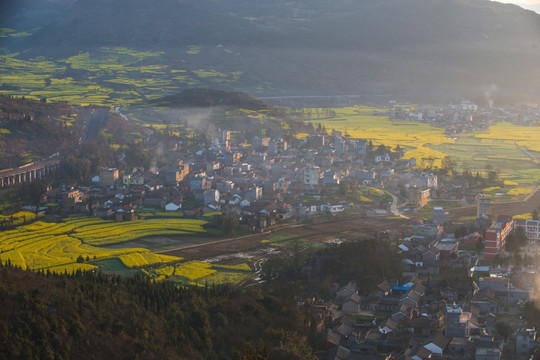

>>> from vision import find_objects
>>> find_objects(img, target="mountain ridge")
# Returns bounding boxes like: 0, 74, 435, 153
2, 0, 540, 101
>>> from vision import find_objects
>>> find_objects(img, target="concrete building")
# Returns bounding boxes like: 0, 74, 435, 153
189, 173, 211, 191
335, 137, 347, 155
409, 186, 430, 208
484, 216, 514, 259
252, 136, 270, 150
323, 170, 340, 186
516, 328, 537, 355
203, 189, 220, 207
304, 165, 321, 186
99, 168, 119, 187
268, 138, 287, 155
432, 206, 449, 225
435, 238, 459, 258
514, 219, 540, 241
445, 303, 470, 338
477, 193, 493, 219
247, 186, 262, 200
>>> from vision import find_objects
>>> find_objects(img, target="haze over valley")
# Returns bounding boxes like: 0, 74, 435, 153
2, 1, 540, 359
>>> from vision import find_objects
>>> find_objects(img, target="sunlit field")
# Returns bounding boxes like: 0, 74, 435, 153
0, 217, 253, 284
0, 217, 205, 273
433, 124, 540, 183
305, 106, 540, 184
142, 260, 253, 286
304, 106, 453, 169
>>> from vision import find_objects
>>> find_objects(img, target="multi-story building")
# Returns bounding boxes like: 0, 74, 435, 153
514, 219, 540, 242
335, 137, 347, 155
484, 215, 514, 259
409, 186, 430, 208
515, 328, 537, 355
432, 207, 449, 225
304, 165, 321, 186
268, 138, 288, 155
99, 168, 119, 186
477, 193, 493, 219
445, 303, 470, 338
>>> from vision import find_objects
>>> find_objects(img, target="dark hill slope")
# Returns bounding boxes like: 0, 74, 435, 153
6, 0, 540, 99
0, 96, 87, 168
0, 264, 315, 360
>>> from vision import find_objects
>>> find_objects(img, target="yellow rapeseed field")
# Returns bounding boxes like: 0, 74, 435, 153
0, 217, 202, 273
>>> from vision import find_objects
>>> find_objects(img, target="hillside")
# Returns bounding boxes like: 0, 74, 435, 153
2, 0, 540, 101
0, 264, 316, 360
0, 96, 86, 168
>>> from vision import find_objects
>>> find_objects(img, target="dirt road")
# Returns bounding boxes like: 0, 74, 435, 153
159, 216, 409, 261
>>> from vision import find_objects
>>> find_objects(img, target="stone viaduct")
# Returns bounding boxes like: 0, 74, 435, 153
0, 154, 60, 188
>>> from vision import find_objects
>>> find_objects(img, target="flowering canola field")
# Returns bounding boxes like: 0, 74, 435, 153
305, 106, 540, 183
0, 217, 206, 273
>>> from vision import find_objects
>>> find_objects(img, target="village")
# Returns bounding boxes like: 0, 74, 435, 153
18, 101, 540, 360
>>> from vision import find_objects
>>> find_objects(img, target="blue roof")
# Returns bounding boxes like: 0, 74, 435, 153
393, 286, 408, 291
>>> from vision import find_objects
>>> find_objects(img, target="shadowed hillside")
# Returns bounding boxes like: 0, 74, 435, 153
2, 0, 540, 100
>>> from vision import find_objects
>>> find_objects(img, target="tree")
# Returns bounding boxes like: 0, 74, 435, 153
455, 226, 468, 239
496, 321, 511, 340
375, 144, 387, 155
440, 156, 456, 175
222, 214, 238, 236
505, 227, 528, 254
475, 237, 485, 253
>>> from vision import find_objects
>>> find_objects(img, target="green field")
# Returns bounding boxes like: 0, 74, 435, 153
305, 106, 540, 185
433, 127, 540, 183
304, 106, 452, 169
0, 47, 249, 107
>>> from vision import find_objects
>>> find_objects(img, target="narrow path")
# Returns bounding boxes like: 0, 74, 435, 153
514, 141, 539, 164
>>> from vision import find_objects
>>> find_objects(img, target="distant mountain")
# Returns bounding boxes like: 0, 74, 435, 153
3, 0, 540, 101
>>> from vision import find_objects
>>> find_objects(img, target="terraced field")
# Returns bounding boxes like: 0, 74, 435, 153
0, 217, 205, 272
0, 47, 250, 107
0, 216, 255, 285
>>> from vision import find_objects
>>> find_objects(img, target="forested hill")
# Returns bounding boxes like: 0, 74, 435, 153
3, 0, 540, 100
0, 263, 316, 360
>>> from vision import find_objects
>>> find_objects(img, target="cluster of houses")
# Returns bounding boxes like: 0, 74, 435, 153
36, 126, 454, 230
312, 262, 538, 360
384, 101, 540, 136
307, 198, 540, 360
